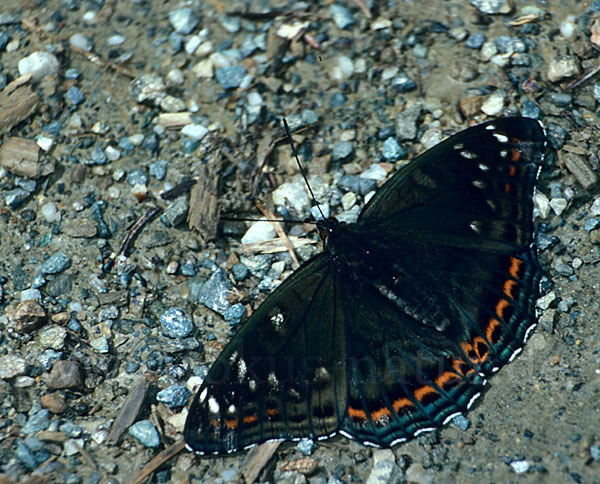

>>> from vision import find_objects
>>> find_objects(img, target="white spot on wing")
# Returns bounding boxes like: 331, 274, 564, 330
524, 323, 537, 342
478, 163, 490, 171
509, 347, 523, 362
208, 397, 220, 414
443, 412, 463, 425
472, 180, 485, 189
469, 221, 482, 233
228, 404, 236, 414
460, 150, 478, 159
237, 359, 247, 381
486, 124, 496, 130
466, 392, 481, 409
414, 427, 435, 436
199, 388, 208, 403
493, 132, 509, 143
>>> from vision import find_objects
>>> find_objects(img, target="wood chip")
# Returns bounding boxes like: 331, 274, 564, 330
132, 440, 186, 484
242, 441, 282, 484
158, 112, 193, 128
280, 458, 318, 475
188, 157, 220, 242
106, 377, 149, 445
0, 75, 39, 134
560, 151, 598, 190
0, 137, 53, 179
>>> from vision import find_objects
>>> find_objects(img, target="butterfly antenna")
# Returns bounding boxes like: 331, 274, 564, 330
283, 118, 325, 221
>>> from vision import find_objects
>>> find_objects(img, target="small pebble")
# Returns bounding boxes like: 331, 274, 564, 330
332, 141, 353, 161
181, 124, 208, 140
330, 4, 355, 29
22, 409, 51, 434
39, 325, 67, 350
40, 392, 67, 414
66, 86, 86, 106
168, 7, 199, 34
46, 360, 83, 390
69, 33, 92, 51
224, 303, 246, 325
129, 420, 161, 448
18, 51, 59, 81
0, 355, 27, 379
160, 307, 194, 338
41, 202, 61, 223
39, 252, 71, 274
510, 459, 531, 474
241, 221, 276, 244
381, 137, 406, 162
156, 384, 192, 408
215, 65, 246, 89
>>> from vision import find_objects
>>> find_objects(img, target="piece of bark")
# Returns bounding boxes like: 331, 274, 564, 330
106, 377, 149, 445
0, 75, 40, 134
188, 158, 220, 242
0, 137, 54, 178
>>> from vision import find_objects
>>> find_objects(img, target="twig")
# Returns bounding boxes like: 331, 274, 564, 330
565, 62, 600, 90
255, 201, 300, 269
132, 441, 186, 484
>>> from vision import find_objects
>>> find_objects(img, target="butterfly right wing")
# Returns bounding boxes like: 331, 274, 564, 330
184, 253, 348, 454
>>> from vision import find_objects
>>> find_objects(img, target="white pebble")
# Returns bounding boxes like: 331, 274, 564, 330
166, 69, 184, 85
560, 15, 577, 39
241, 221, 276, 244
69, 33, 93, 51
185, 35, 202, 54
36, 135, 54, 152
18, 51, 60, 81
181, 124, 208, 140
41, 202, 61, 223
128, 133, 144, 146
247, 91, 263, 106
481, 93, 504, 116
107, 34, 126, 46
105, 146, 120, 161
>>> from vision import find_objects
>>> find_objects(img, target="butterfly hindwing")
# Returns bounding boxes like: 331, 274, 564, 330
184, 254, 348, 454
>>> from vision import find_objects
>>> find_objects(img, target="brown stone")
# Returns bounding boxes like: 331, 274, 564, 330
46, 360, 83, 390
40, 392, 67, 414
14, 300, 47, 333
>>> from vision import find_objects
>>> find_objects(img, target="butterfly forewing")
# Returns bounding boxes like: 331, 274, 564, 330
185, 117, 548, 454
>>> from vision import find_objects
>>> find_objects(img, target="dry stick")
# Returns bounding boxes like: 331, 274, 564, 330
132, 441, 187, 484
255, 201, 301, 269
565, 62, 600, 90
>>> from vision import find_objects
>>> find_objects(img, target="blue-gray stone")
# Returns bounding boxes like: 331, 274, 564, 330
197, 268, 232, 316
495, 35, 527, 53
547, 92, 572, 108
124, 360, 140, 373
118, 136, 135, 151
594, 83, 600, 103
66, 86, 85, 105
164, 196, 189, 227
39, 252, 71, 275
16, 442, 37, 469
126, 168, 149, 186
38, 349, 62, 370
338, 175, 377, 196
150, 160, 167, 180
156, 384, 192, 408
24, 436, 44, 451
141, 132, 159, 153
466, 31, 485, 49
22, 409, 51, 434
64, 68, 80, 79
63, 473, 83, 484
180, 262, 197, 276
585, 217, 600, 232
391, 72, 417, 93
451, 414, 470, 431
59, 421, 82, 438
382, 137, 406, 162
330, 4, 355, 29
220, 15, 240, 33
297, 438, 315, 456
590, 444, 600, 462
129, 420, 160, 447
224, 303, 246, 325
99, 305, 119, 321
168, 33, 183, 54
301, 109, 319, 125
332, 141, 353, 161
160, 307, 193, 338
522, 98, 542, 119
231, 263, 249, 281
215, 65, 247, 90
4, 188, 31, 208
329, 92, 347, 107
91, 145, 107, 164
511, 53, 530, 66
0, 31, 11, 51
240, 37, 258, 58
43, 120, 62, 136
168, 7, 199, 34
181, 138, 201, 153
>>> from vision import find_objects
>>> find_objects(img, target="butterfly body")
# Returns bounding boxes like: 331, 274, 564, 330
184, 117, 548, 454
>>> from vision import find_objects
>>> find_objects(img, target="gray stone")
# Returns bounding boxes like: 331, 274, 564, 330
46, 360, 83, 390
129, 420, 160, 447
168, 8, 199, 34
395, 104, 422, 141
0, 355, 27, 379
198, 268, 232, 316
160, 307, 193, 339
156, 384, 191, 407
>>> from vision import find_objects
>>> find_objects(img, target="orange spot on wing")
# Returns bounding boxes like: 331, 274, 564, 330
461, 336, 489, 364
414, 385, 437, 402
504, 183, 511, 193
503, 279, 517, 299
393, 397, 414, 412
510, 149, 521, 162
243, 414, 258, 425
486, 318, 502, 343
266, 408, 278, 417
371, 407, 391, 421
209, 418, 218, 428
509, 257, 523, 279
435, 371, 459, 389
495, 298, 510, 319
224, 418, 238, 429
349, 406, 367, 421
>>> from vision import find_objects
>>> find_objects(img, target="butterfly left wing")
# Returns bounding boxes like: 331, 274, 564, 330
184, 253, 348, 454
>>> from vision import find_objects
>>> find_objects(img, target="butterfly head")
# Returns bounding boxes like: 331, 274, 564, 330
317, 217, 342, 243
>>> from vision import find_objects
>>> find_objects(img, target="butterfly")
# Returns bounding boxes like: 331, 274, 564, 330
184, 117, 548, 454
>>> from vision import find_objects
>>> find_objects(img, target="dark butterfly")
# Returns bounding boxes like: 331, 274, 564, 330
184, 117, 548, 454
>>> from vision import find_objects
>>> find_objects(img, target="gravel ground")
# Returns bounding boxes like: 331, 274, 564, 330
1, 0, 600, 483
